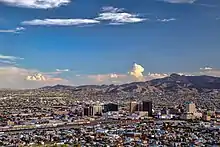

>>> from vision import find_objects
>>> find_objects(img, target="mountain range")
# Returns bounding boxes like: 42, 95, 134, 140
1, 74, 220, 109
40, 74, 220, 94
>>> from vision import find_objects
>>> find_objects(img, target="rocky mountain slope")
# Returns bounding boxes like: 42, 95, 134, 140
1, 74, 220, 109
40, 74, 220, 94
39, 74, 220, 109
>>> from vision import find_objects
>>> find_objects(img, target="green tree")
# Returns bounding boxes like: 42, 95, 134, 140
61, 144, 69, 147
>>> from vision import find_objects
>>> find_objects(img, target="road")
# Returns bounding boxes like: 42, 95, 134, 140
0, 119, 186, 134
0, 119, 140, 134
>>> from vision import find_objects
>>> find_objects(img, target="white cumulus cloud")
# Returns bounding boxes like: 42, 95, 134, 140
0, 0, 70, 9
128, 63, 145, 81
96, 6, 146, 25
22, 19, 100, 26
26, 73, 46, 81
26, 73, 68, 82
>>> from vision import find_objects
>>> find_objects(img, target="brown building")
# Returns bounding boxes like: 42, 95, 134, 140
186, 102, 196, 114
129, 101, 138, 113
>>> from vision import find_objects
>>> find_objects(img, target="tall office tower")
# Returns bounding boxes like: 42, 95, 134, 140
186, 102, 196, 113
84, 106, 93, 116
138, 102, 143, 111
93, 104, 103, 116
216, 110, 220, 122
129, 101, 138, 113
104, 103, 118, 112
142, 101, 153, 116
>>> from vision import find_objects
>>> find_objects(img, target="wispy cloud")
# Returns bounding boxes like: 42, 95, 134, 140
0, 0, 70, 9
0, 54, 23, 67
21, 6, 146, 27
95, 6, 146, 25
200, 67, 213, 71
157, 18, 176, 22
101, 6, 125, 13
0, 60, 17, 66
196, 3, 218, 8
198, 67, 220, 77
0, 54, 24, 60
22, 19, 100, 26
147, 73, 168, 79
56, 69, 69, 72
0, 27, 25, 33
161, 0, 197, 4
88, 73, 127, 83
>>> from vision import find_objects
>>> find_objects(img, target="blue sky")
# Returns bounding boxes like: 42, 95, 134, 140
0, 0, 220, 88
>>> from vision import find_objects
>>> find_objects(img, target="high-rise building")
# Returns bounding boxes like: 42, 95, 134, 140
216, 110, 220, 122
84, 106, 93, 116
142, 101, 153, 116
181, 102, 197, 120
93, 104, 102, 116
103, 103, 118, 112
186, 102, 196, 113
129, 101, 138, 113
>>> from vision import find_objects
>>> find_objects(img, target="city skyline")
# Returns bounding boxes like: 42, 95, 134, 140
0, 0, 220, 88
